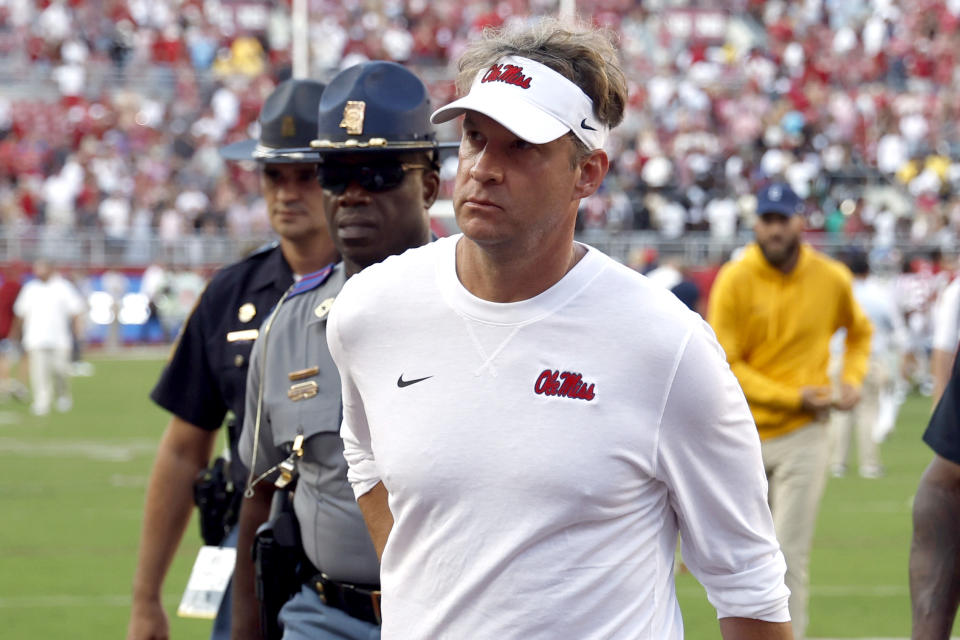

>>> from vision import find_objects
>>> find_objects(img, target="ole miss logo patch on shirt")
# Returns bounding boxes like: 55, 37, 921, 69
534, 369, 596, 401
482, 63, 532, 89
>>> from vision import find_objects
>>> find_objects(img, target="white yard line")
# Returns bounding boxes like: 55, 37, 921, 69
0, 595, 134, 607
0, 438, 157, 461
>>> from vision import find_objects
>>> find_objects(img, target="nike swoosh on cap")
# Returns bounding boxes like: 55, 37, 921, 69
580, 118, 597, 131
397, 374, 433, 388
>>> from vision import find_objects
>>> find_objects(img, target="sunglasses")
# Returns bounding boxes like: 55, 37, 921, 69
317, 160, 431, 194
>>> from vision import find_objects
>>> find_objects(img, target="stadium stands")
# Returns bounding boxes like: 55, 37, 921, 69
1, 0, 960, 269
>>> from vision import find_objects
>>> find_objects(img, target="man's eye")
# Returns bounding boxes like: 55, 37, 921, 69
263, 169, 280, 181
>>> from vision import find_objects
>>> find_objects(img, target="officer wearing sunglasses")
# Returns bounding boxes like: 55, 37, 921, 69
232, 61, 448, 640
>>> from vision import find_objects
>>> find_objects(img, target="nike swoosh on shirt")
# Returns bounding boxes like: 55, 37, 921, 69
397, 374, 433, 388
580, 118, 597, 131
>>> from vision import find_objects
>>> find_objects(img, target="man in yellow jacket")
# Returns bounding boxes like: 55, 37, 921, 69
707, 182, 872, 640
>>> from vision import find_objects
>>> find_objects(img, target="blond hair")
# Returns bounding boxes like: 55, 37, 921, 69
455, 17, 627, 131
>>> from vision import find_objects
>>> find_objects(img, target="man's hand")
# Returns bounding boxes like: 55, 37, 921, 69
800, 386, 833, 418
833, 382, 861, 411
126, 596, 169, 640
127, 417, 216, 640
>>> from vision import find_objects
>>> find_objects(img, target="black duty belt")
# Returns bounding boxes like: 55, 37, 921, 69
307, 573, 382, 625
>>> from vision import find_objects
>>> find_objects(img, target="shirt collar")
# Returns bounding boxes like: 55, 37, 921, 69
249, 244, 295, 293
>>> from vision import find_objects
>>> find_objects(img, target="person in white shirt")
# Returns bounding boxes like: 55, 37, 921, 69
931, 274, 960, 404
829, 251, 906, 478
328, 19, 792, 640
13, 260, 85, 415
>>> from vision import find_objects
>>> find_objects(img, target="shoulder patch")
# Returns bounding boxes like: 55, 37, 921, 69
287, 263, 336, 300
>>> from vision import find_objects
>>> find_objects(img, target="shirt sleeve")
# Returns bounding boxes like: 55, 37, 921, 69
924, 352, 960, 465
656, 321, 791, 622
932, 279, 960, 352
327, 296, 381, 499
13, 284, 29, 318
707, 265, 804, 411
149, 286, 227, 430
839, 275, 873, 387
64, 280, 85, 317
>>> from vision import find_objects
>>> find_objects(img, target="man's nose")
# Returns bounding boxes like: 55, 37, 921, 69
336, 180, 373, 206
469, 146, 505, 184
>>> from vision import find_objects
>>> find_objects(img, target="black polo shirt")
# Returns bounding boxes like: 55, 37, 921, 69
151, 243, 293, 481
924, 352, 960, 465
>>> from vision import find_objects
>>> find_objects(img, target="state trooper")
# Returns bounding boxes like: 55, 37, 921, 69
127, 79, 337, 640
231, 61, 446, 640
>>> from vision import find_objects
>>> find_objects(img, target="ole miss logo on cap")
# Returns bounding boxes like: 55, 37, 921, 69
482, 63, 532, 89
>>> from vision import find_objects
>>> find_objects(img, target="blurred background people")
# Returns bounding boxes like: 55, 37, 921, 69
829, 250, 907, 479
13, 259, 86, 415
0, 263, 28, 402
708, 182, 873, 640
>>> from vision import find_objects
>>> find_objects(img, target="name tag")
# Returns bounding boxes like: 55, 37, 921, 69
226, 329, 260, 343
289, 366, 320, 381
177, 546, 237, 619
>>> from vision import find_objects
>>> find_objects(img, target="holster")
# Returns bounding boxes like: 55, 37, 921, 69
193, 456, 240, 546
253, 484, 306, 640
193, 416, 246, 546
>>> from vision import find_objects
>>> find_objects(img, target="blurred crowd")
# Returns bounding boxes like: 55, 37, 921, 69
4, 0, 960, 258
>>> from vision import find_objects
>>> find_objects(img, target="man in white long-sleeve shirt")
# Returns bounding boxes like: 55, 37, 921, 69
328, 18, 792, 640
14, 259, 85, 416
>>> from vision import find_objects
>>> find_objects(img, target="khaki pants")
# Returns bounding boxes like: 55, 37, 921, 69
761, 421, 830, 640
28, 347, 71, 415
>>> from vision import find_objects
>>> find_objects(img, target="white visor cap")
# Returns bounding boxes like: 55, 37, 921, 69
430, 56, 609, 150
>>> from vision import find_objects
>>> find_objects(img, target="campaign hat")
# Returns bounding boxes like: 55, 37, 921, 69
756, 182, 803, 217
310, 61, 453, 155
220, 79, 326, 162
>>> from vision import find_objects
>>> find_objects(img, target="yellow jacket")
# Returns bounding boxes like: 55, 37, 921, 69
707, 243, 873, 440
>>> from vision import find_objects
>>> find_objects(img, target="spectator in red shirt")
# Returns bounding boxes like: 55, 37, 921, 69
0, 264, 28, 401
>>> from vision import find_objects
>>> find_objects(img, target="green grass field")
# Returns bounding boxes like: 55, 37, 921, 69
0, 352, 956, 638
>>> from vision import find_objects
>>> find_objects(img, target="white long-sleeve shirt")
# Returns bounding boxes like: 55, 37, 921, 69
329, 235, 789, 639
13, 275, 84, 351
933, 276, 960, 353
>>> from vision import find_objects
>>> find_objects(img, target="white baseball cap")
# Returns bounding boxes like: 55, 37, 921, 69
430, 55, 609, 150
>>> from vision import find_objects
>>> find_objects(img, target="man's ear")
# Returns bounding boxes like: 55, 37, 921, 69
422, 169, 441, 209
573, 150, 609, 200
